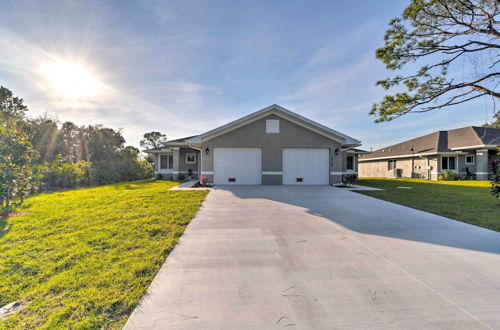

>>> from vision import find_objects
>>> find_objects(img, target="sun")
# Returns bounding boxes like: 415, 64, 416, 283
39, 59, 101, 99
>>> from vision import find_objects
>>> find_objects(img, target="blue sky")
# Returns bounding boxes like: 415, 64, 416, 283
1, 0, 496, 150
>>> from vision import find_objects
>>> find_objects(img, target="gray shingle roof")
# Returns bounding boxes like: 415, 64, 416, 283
360, 126, 500, 160
143, 135, 199, 152
164, 135, 198, 143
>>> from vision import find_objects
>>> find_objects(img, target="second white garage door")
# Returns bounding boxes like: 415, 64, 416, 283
283, 148, 329, 185
214, 148, 262, 185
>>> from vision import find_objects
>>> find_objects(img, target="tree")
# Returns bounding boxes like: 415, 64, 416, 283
27, 115, 60, 164
0, 87, 37, 214
86, 125, 125, 162
371, 0, 499, 122
140, 131, 166, 150
483, 113, 500, 128
59, 121, 79, 163
491, 151, 500, 198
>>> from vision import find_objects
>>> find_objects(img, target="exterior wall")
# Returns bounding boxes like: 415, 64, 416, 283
359, 159, 394, 178
178, 147, 200, 179
410, 158, 427, 178
457, 153, 477, 175
201, 114, 344, 185
359, 149, 498, 181
436, 154, 478, 178
153, 147, 200, 180
341, 152, 347, 174
359, 156, 438, 180
428, 157, 439, 180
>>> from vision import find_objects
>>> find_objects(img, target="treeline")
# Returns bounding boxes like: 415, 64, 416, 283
1, 86, 152, 213
29, 117, 152, 190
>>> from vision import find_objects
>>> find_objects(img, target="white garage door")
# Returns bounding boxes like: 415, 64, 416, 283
214, 148, 262, 185
283, 148, 329, 185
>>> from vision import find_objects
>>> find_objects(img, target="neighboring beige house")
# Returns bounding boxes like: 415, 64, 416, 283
145, 104, 364, 185
359, 126, 500, 180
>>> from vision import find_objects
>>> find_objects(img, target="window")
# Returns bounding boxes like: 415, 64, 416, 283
160, 154, 173, 169
441, 156, 456, 170
465, 155, 475, 165
388, 160, 397, 170
346, 155, 354, 171
186, 153, 196, 164
266, 119, 280, 133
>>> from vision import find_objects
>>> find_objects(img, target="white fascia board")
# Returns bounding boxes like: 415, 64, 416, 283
449, 144, 497, 150
359, 151, 467, 162
144, 149, 173, 154
359, 153, 434, 161
163, 142, 189, 146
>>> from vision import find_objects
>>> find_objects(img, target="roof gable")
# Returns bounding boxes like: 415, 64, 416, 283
187, 104, 360, 146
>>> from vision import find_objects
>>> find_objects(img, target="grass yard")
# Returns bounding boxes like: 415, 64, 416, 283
357, 178, 500, 232
0, 180, 208, 329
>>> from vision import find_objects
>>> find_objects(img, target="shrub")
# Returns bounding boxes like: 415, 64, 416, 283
341, 174, 357, 186
438, 170, 464, 181
177, 173, 186, 181
490, 160, 500, 198
37, 156, 91, 191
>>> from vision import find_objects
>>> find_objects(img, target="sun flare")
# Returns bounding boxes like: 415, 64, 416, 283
39, 59, 101, 99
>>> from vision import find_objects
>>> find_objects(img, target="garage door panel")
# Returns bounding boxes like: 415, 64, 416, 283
283, 148, 329, 185
214, 148, 262, 185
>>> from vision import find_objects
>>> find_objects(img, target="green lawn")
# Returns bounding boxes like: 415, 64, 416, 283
0, 180, 208, 329
356, 178, 500, 232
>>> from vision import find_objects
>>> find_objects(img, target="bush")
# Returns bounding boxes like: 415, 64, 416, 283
490, 160, 500, 198
341, 174, 357, 186
35, 151, 152, 192
177, 173, 186, 181
37, 156, 91, 191
438, 170, 464, 181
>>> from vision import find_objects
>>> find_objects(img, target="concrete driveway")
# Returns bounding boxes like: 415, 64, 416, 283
125, 186, 500, 330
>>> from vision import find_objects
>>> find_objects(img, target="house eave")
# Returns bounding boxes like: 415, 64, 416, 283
359, 151, 467, 162
449, 144, 498, 151
144, 149, 173, 154
347, 149, 369, 154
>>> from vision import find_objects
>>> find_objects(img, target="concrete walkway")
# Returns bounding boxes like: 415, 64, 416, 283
125, 186, 500, 330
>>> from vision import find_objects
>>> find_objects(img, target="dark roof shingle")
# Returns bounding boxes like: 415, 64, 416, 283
360, 126, 500, 160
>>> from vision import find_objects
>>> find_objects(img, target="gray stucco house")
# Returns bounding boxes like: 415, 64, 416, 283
145, 104, 363, 185
358, 126, 500, 180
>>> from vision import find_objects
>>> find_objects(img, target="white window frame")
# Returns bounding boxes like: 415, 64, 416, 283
159, 154, 173, 170
266, 119, 280, 133
440, 155, 457, 171
185, 153, 196, 164
465, 155, 475, 165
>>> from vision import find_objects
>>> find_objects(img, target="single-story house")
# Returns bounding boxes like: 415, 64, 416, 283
145, 104, 364, 185
358, 126, 500, 180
